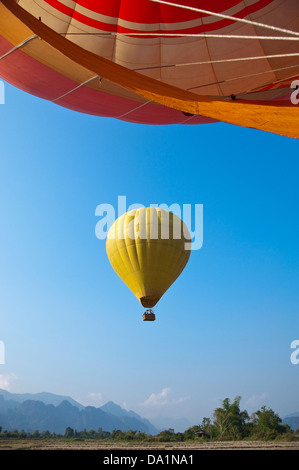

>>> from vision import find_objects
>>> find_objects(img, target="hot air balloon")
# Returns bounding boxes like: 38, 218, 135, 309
106, 207, 191, 321
0, 0, 298, 137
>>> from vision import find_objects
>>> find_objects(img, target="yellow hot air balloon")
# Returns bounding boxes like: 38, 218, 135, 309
106, 207, 191, 321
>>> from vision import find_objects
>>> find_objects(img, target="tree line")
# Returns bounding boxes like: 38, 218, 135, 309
0, 396, 298, 442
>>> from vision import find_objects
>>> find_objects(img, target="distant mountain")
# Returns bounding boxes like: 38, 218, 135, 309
0, 389, 84, 409
101, 401, 133, 417
0, 391, 159, 435
283, 412, 299, 418
150, 415, 196, 433
100, 402, 158, 435
282, 414, 299, 431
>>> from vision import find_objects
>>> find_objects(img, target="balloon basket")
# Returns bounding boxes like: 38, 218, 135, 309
142, 309, 155, 321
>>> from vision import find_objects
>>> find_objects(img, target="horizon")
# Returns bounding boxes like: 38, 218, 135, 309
0, 79, 298, 427
1, 387, 298, 434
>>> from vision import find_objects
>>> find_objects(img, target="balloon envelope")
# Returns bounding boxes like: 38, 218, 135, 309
0, 0, 298, 136
106, 207, 191, 309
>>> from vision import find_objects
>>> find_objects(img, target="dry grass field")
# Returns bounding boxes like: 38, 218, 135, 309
0, 439, 299, 450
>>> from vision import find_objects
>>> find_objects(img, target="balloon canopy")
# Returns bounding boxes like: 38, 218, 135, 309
106, 207, 191, 317
0, 0, 298, 136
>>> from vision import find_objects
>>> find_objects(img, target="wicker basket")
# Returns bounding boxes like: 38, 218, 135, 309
142, 312, 156, 321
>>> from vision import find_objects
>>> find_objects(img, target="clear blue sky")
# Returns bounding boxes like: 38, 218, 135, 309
0, 80, 298, 425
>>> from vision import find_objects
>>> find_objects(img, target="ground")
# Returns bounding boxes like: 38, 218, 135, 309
0, 439, 299, 450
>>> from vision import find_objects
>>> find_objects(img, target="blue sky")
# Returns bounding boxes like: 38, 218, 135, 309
0, 80, 298, 426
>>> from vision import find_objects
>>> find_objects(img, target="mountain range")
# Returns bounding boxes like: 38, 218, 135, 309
0, 389, 158, 435
1, 389, 297, 434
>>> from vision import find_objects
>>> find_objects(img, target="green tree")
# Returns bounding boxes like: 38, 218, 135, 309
123, 430, 137, 440
255, 406, 282, 431
110, 429, 124, 440
200, 417, 217, 438
183, 425, 202, 440
212, 396, 249, 439
155, 429, 183, 442
97, 428, 110, 439
64, 427, 74, 438
251, 406, 288, 439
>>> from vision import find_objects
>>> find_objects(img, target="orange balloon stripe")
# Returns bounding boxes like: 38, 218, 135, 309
2, 0, 299, 138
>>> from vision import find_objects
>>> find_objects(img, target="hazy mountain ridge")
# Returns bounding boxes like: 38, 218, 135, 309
150, 415, 196, 434
100, 401, 158, 435
0, 390, 159, 435
0, 389, 84, 409
282, 414, 299, 431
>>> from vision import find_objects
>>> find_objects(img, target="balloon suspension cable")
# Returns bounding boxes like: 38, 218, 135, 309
51, 75, 100, 103
62, 32, 299, 41
0, 35, 38, 61
133, 53, 299, 72
148, 0, 299, 38
186, 63, 299, 92
116, 100, 152, 119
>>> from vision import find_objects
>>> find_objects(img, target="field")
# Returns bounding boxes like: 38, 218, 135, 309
1, 439, 299, 450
